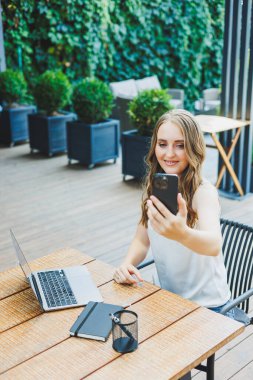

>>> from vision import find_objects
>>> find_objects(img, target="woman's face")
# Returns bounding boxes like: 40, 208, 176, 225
155, 121, 189, 176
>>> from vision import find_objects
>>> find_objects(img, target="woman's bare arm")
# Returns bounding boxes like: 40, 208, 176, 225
147, 184, 222, 256
114, 223, 150, 284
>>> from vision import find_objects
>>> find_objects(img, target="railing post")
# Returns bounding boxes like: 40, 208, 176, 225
220, 0, 253, 197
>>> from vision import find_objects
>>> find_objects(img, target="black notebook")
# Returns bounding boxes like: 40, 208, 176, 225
69, 301, 123, 341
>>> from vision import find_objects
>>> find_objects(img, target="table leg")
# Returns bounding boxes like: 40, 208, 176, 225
195, 354, 215, 380
180, 371, 191, 380
207, 354, 215, 380
215, 128, 242, 188
211, 132, 244, 196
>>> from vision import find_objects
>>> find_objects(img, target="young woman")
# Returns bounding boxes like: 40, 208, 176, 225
114, 109, 233, 316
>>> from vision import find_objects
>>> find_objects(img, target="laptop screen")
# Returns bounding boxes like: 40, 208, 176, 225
10, 229, 32, 279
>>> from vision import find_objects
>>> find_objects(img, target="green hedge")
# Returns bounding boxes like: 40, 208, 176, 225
2, 0, 225, 109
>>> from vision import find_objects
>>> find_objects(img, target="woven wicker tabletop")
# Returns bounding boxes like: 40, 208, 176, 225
0, 250, 244, 380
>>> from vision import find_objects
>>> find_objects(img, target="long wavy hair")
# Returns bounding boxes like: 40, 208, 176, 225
140, 109, 206, 228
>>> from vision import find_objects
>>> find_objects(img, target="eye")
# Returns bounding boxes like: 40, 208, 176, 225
176, 144, 184, 149
158, 142, 166, 148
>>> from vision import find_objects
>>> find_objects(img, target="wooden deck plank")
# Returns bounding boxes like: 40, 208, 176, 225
232, 359, 253, 380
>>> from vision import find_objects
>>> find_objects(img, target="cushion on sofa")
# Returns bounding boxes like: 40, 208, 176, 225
109, 79, 138, 98
135, 75, 161, 92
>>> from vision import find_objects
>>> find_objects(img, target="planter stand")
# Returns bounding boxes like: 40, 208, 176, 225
0, 106, 36, 146
122, 130, 151, 180
28, 112, 76, 157
67, 119, 119, 168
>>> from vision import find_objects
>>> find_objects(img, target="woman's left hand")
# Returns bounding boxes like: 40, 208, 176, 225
147, 193, 188, 241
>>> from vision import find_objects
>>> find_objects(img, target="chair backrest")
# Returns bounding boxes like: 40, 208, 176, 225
109, 79, 138, 98
221, 218, 253, 313
167, 89, 184, 109
115, 96, 134, 132
203, 88, 220, 101
167, 89, 184, 101
135, 75, 161, 92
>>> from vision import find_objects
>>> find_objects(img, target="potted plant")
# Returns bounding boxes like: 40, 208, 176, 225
28, 70, 75, 156
67, 78, 119, 169
0, 69, 36, 146
122, 89, 173, 180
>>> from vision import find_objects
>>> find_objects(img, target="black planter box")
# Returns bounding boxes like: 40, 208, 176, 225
28, 112, 76, 156
0, 105, 36, 146
122, 130, 151, 180
67, 119, 120, 168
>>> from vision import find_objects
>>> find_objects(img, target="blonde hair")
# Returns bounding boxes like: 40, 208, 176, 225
140, 109, 206, 228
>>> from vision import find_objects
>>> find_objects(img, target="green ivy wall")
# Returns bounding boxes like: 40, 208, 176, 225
2, 0, 225, 109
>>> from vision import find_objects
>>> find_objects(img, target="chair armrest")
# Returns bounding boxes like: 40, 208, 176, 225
220, 287, 253, 314
137, 259, 154, 270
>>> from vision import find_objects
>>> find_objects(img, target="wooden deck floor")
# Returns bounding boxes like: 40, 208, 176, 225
1, 141, 253, 379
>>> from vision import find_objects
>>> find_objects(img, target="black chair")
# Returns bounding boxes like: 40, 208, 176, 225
137, 218, 253, 380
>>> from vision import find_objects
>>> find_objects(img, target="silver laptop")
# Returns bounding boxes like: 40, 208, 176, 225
10, 229, 103, 311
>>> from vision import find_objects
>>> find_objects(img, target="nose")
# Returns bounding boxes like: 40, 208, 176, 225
164, 144, 175, 158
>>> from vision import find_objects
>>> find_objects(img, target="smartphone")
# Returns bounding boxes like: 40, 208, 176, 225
152, 173, 178, 215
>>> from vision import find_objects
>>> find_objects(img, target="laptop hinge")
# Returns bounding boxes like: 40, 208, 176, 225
30, 274, 44, 311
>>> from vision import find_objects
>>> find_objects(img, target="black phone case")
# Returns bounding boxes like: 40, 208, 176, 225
152, 174, 178, 215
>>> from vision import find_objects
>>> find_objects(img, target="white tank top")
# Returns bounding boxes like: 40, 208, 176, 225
148, 222, 231, 308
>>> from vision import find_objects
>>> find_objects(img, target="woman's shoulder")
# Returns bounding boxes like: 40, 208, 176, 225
198, 178, 218, 192
192, 179, 220, 210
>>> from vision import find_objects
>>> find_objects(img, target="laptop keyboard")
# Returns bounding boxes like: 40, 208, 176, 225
38, 270, 78, 308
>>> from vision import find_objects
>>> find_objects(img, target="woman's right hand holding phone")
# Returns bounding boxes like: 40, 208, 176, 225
147, 193, 188, 242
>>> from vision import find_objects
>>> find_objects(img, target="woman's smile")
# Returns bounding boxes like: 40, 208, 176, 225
164, 160, 179, 166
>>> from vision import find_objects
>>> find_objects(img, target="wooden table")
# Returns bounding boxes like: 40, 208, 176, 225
0, 249, 244, 380
195, 115, 249, 196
